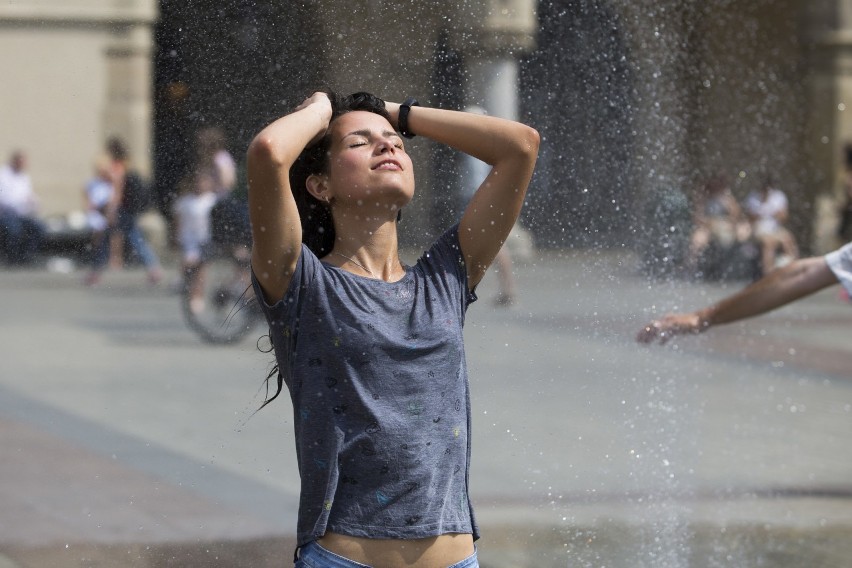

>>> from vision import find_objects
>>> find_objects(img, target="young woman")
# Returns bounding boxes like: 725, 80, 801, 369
246, 91, 539, 567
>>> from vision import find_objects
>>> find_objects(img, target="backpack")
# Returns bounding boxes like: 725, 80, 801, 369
121, 170, 151, 214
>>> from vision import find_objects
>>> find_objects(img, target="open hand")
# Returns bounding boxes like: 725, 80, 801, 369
636, 313, 703, 345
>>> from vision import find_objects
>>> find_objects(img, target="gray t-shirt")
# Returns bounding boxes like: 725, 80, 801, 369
825, 241, 852, 295
253, 226, 479, 546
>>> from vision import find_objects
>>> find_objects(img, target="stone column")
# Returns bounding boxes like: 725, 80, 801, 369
460, 60, 520, 199
804, 0, 852, 251
0, 0, 156, 215
103, 21, 155, 176
450, 0, 537, 197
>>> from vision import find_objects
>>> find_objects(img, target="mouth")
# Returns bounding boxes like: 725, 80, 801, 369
373, 159, 402, 171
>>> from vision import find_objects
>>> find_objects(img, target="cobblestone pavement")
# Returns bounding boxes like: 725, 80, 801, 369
1, 249, 850, 567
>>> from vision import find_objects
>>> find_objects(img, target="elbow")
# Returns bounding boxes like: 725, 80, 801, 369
247, 134, 285, 168
519, 125, 541, 159
500, 124, 540, 168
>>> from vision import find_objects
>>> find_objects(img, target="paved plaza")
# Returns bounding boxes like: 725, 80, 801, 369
1, 249, 851, 567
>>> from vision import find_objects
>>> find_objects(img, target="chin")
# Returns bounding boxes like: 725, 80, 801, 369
383, 185, 414, 209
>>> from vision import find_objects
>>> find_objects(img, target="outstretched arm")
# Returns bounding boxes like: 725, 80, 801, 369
637, 255, 839, 344
387, 102, 539, 289
246, 93, 331, 303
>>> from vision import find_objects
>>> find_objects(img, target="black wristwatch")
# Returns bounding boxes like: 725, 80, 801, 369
398, 97, 420, 139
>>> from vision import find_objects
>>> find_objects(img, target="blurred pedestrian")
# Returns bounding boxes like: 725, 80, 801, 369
173, 170, 217, 313
492, 246, 518, 306
743, 174, 798, 275
636, 242, 851, 344
82, 155, 114, 273
247, 91, 538, 566
195, 126, 236, 198
0, 150, 44, 265
84, 138, 162, 285
639, 185, 692, 279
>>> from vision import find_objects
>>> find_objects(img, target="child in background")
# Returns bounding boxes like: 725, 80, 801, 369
173, 171, 218, 313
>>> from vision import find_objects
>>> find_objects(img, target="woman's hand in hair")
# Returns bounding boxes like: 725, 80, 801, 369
294, 92, 334, 147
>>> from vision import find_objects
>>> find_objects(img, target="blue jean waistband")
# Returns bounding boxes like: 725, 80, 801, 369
294, 541, 478, 568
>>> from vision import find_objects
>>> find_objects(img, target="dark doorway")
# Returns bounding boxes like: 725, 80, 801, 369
428, 30, 466, 236
153, 0, 326, 215
520, 0, 635, 247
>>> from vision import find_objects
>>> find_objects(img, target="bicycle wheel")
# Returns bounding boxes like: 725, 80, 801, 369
181, 256, 260, 344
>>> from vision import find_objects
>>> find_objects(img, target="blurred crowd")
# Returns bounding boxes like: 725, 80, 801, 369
640, 166, 851, 282
685, 171, 799, 281
0, 128, 247, 297
3, 135, 852, 288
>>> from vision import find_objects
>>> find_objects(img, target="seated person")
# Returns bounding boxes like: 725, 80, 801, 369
0, 150, 44, 265
686, 173, 751, 276
744, 175, 798, 275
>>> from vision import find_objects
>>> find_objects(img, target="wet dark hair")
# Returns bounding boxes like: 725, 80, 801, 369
258, 92, 391, 411
290, 91, 391, 256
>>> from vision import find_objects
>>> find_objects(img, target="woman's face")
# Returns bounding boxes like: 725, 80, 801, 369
323, 110, 415, 216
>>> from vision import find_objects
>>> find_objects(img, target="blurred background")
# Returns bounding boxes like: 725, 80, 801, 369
2, 1, 852, 567
2, 0, 850, 257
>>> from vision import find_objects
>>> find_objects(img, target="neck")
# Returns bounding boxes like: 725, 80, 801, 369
330, 216, 403, 280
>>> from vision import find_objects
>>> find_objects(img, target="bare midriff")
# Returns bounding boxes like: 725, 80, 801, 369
317, 532, 474, 568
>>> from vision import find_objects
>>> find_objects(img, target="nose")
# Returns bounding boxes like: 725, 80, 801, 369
375, 136, 396, 154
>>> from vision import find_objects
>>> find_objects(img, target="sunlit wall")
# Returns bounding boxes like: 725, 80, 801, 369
0, 0, 156, 216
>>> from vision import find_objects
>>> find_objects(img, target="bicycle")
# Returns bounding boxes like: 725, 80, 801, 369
181, 197, 263, 344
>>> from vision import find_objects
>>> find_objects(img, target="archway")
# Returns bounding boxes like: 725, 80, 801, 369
153, 0, 326, 214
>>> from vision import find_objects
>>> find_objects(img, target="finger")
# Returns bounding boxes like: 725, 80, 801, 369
636, 325, 655, 343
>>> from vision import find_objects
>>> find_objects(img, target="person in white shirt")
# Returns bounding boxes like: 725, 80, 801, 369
0, 150, 44, 265
744, 175, 799, 275
173, 170, 218, 313
83, 155, 115, 270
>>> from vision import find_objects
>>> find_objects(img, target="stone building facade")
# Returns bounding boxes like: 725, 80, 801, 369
1, 0, 850, 253
0, 0, 156, 216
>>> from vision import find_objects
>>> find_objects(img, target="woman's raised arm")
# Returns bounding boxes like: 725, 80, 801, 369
388, 103, 539, 289
247, 93, 332, 302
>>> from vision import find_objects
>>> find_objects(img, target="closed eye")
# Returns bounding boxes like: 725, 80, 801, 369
342, 129, 403, 149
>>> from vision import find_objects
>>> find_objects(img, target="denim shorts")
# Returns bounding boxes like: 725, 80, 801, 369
294, 541, 479, 568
